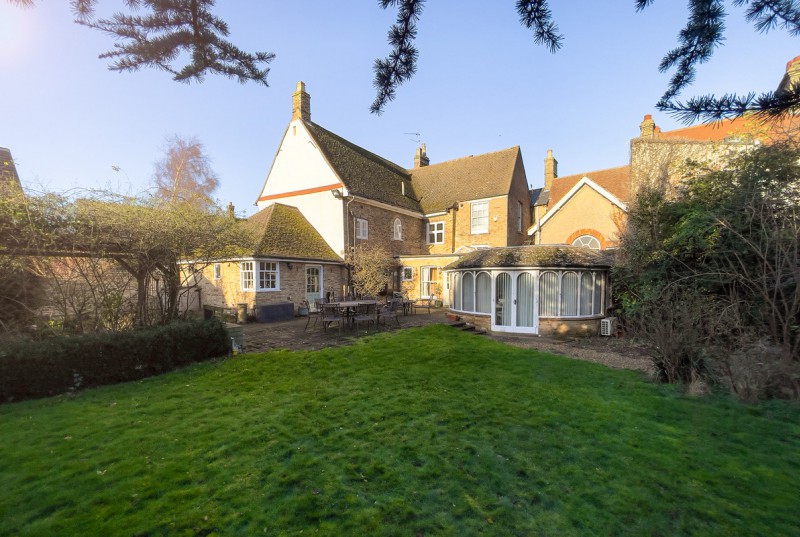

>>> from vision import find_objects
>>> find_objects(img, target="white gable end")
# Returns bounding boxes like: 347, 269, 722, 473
256, 120, 346, 256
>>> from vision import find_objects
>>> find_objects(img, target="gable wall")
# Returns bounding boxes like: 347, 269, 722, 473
505, 155, 532, 246
257, 120, 347, 256
539, 187, 623, 247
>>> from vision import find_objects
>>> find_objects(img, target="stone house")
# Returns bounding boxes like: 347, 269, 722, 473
191, 203, 345, 317
249, 81, 531, 306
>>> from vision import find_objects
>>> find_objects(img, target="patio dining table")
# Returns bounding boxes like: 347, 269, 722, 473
327, 300, 379, 326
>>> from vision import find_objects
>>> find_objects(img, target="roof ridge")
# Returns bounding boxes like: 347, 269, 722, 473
554, 164, 629, 180
408, 145, 520, 171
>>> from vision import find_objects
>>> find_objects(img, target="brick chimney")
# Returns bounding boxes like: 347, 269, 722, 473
544, 149, 557, 192
292, 81, 311, 122
639, 114, 656, 138
226, 202, 235, 220
413, 143, 429, 168
777, 55, 800, 94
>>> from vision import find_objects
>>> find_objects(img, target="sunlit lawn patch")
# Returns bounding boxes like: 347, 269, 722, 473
1, 325, 798, 536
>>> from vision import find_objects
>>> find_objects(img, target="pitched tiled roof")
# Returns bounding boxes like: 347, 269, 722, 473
409, 146, 521, 214
247, 203, 343, 262
653, 114, 798, 143
548, 165, 630, 206
303, 121, 421, 212
529, 187, 543, 206
444, 245, 614, 270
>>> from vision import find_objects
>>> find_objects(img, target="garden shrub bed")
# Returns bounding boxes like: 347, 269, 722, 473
0, 319, 229, 402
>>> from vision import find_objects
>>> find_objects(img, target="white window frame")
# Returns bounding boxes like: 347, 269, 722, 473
213, 263, 221, 280
517, 201, 523, 232
393, 218, 403, 241
240, 261, 255, 291
572, 234, 601, 249
470, 201, 489, 234
427, 221, 444, 244
355, 218, 369, 240
258, 261, 279, 291
420, 266, 440, 298
401, 266, 413, 281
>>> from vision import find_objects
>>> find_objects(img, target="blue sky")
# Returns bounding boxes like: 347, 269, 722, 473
1, 1, 795, 217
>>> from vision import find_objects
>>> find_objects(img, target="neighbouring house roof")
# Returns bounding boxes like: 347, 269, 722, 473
247, 203, 343, 263
548, 165, 630, 206
650, 114, 799, 144
409, 146, 521, 214
444, 245, 614, 270
529, 187, 543, 206
303, 121, 422, 212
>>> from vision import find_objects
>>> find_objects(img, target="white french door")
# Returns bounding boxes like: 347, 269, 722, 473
305, 265, 323, 309
491, 270, 538, 334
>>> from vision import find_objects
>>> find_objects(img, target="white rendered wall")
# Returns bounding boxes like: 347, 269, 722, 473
256, 120, 346, 256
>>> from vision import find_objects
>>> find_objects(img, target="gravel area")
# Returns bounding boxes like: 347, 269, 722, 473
238, 309, 654, 374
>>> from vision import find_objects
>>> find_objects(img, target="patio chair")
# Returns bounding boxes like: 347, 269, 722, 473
321, 302, 343, 332
353, 301, 378, 331
380, 298, 401, 327
303, 299, 322, 331
414, 297, 433, 314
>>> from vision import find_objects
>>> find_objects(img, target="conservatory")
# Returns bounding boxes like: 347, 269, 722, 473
444, 245, 613, 336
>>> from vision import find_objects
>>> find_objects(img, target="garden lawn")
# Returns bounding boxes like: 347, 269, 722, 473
1, 325, 798, 536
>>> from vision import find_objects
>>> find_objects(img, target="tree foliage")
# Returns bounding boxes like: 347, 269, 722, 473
616, 140, 800, 398
0, 188, 252, 331
348, 244, 398, 298
152, 135, 219, 210
10, 1, 797, 119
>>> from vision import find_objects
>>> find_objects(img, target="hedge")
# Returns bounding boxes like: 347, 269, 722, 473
0, 319, 230, 403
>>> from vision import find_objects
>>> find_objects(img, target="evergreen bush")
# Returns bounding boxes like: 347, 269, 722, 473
0, 319, 229, 403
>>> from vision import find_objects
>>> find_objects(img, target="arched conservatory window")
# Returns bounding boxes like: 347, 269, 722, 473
580, 273, 594, 315
475, 272, 491, 313
572, 234, 601, 249
539, 271, 559, 316
561, 272, 579, 316
462, 273, 475, 312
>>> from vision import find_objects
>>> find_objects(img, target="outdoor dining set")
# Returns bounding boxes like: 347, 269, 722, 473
302, 293, 432, 332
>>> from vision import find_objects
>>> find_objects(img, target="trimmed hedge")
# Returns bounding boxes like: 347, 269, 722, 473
0, 319, 230, 403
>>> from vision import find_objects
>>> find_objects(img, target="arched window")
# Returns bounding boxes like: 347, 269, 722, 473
393, 218, 402, 240
475, 272, 491, 314
462, 272, 475, 312
572, 234, 601, 249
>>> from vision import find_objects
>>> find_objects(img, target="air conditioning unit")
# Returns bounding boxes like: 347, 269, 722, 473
600, 317, 617, 337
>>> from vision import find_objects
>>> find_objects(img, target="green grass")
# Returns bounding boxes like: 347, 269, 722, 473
1, 325, 798, 536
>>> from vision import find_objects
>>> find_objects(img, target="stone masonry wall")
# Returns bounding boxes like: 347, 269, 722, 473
345, 201, 425, 257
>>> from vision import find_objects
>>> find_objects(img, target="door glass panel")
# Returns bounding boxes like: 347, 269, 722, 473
516, 272, 535, 327
476, 272, 491, 313
495, 273, 511, 326
462, 273, 475, 312
305, 267, 321, 308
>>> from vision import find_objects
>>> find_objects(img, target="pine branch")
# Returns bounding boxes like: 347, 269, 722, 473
657, 84, 800, 123
733, 0, 800, 35
657, 0, 727, 103
370, 0, 424, 115
516, 0, 564, 53
75, 0, 274, 86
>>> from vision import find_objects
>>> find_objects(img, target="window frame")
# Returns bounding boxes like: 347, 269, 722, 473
213, 263, 221, 280
517, 201, 523, 232
392, 218, 403, 241
258, 261, 279, 291
470, 200, 489, 234
355, 218, 369, 240
401, 266, 413, 281
240, 261, 255, 291
427, 221, 444, 244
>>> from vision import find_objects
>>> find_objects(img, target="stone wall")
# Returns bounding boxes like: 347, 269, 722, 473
196, 260, 345, 315
345, 201, 424, 257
